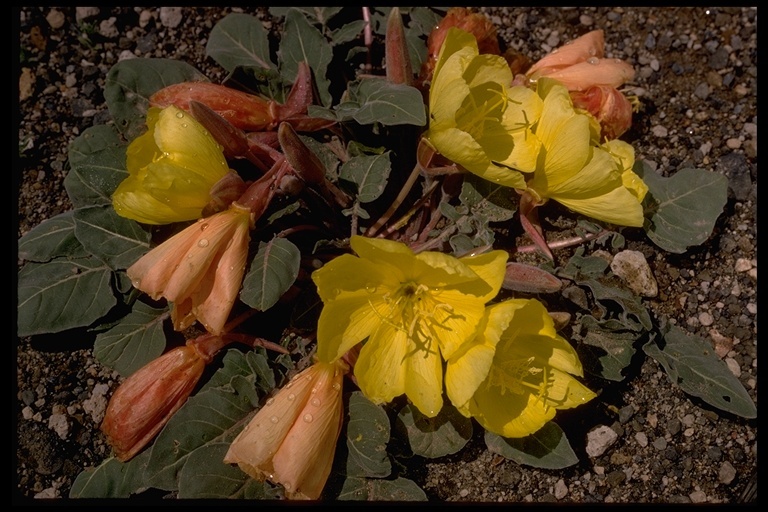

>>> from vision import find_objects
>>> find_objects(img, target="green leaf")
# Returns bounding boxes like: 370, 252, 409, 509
485, 422, 579, 469
69, 451, 151, 498
177, 443, 281, 499
339, 152, 392, 203
280, 8, 333, 106
395, 402, 472, 458
579, 278, 653, 332
554, 247, 610, 281
643, 323, 757, 418
205, 13, 275, 72
144, 349, 271, 491
575, 315, 640, 381
17, 257, 116, 337
73, 206, 151, 270
349, 78, 426, 126
241, 237, 301, 311
459, 173, 517, 222
104, 58, 207, 139
636, 162, 729, 253
64, 125, 128, 209
332, 19, 367, 45
345, 391, 392, 478
18, 211, 88, 262
93, 301, 169, 377
339, 476, 428, 501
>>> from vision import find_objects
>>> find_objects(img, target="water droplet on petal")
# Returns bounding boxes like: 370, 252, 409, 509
270, 415, 279, 423
303, 413, 313, 423
551, 48, 559, 54
200, 223, 209, 231
283, 483, 292, 491
287, 393, 295, 401
311, 398, 321, 407
587, 56, 599, 65
332, 383, 341, 391
197, 238, 209, 248
176, 111, 184, 118
365, 284, 377, 293
131, 279, 141, 288
588, 47, 597, 56
265, 397, 274, 406
181, 123, 188, 128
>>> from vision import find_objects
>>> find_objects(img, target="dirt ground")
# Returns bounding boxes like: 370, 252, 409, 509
15, 6, 756, 503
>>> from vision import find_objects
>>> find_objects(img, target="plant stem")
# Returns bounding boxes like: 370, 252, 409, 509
366, 162, 421, 237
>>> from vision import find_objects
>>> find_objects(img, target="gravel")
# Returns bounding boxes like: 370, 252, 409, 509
15, 6, 756, 503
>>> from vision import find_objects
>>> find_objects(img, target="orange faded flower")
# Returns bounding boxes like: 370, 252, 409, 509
127, 203, 253, 335
224, 359, 349, 500
571, 85, 634, 140
526, 30, 635, 92
418, 7, 500, 87
101, 334, 230, 461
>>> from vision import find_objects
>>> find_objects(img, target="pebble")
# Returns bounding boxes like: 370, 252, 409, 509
735, 258, 752, 272
82, 383, 110, 424
698, 311, 714, 326
725, 357, 741, 377
634, 432, 648, 447
554, 479, 568, 499
160, 7, 184, 28
99, 17, 119, 39
75, 6, 100, 23
48, 411, 70, 440
718, 461, 736, 484
651, 125, 668, 137
689, 490, 708, 503
45, 9, 66, 29
652, 437, 667, 450
586, 426, 618, 458
610, 250, 658, 297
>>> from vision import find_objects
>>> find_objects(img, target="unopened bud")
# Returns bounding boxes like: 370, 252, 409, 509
385, 7, 413, 85
277, 122, 326, 184
571, 85, 633, 140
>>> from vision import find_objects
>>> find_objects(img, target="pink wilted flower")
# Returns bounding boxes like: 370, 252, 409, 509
101, 334, 230, 461
525, 30, 635, 91
571, 84, 634, 140
224, 359, 349, 500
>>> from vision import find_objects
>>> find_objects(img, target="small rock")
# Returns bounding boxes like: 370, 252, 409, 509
99, 17, 119, 39
725, 357, 741, 377
19, 67, 35, 102
139, 9, 154, 28
689, 490, 708, 503
82, 383, 110, 425
698, 311, 714, 326
48, 412, 70, 440
586, 425, 618, 458
726, 138, 742, 149
75, 6, 100, 23
708, 47, 730, 70
618, 405, 635, 424
735, 258, 752, 272
160, 7, 183, 28
718, 153, 753, 201
709, 328, 733, 358
718, 461, 736, 484
554, 479, 568, 499
693, 82, 710, 99
610, 250, 658, 297
652, 125, 669, 137
634, 432, 648, 447
652, 437, 668, 450
46, 9, 66, 29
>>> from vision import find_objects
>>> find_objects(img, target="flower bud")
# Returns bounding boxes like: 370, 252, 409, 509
100, 336, 227, 461
150, 82, 278, 132
385, 7, 413, 85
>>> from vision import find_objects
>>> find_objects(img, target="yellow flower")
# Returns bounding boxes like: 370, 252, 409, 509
446, 299, 596, 438
525, 79, 646, 227
311, 235, 507, 417
424, 28, 543, 188
127, 203, 252, 334
224, 360, 348, 500
112, 105, 230, 225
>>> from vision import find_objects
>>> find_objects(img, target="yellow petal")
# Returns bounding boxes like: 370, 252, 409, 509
354, 324, 408, 405
545, 145, 619, 197
403, 341, 445, 417
427, 288, 487, 359
555, 186, 645, 227
458, 250, 508, 302
431, 28, 479, 90
471, 386, 556, 438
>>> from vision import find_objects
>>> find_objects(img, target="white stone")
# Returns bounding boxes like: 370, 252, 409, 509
652, 125, 669, 137
698, 311, 714, 326
586, 425, 618, 457
725, 357, 741, 377
160, 7, 183, 28
48, 412, 70, 440
735, 258, 752, 272
718, 461, 736, 484
634, 431, 648, 447
610, 250, 658, 297
554, 479, 568, 499
83, 383, 110, 425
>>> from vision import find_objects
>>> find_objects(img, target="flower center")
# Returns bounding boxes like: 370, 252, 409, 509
486, 355, 551, 405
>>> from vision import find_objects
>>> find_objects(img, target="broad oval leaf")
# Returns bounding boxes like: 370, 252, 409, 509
395, 402, 472, 459
636, 162, 729, 254
241, 237, 301, 311
345, 391, 392, 478
69, 451, 152, 498
144, 350, 272, 491
205, 13, 275, 72
73, 205, 151, 270
17, 257, 116, 337
280, 8, 333, 106
93, 301, 169, 377
349, 78, 426, 126
643, 323, 757, 418
104, 58, 207, 139
64, 125, 128, 209
339, 476, 428, 501
339, 152, 392, 203
579, 278, 653, 332
460, 173, 517, 222
485, 422, 579, 470
18, 210, 88, 262
177, 443, 281, 499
